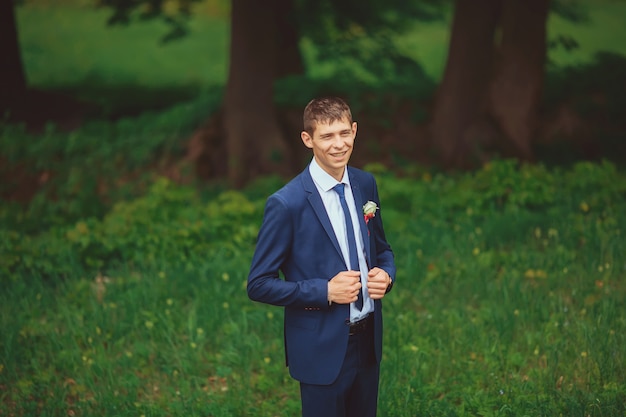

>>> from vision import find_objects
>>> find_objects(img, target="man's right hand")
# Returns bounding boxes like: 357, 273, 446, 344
327, 271, 362, 304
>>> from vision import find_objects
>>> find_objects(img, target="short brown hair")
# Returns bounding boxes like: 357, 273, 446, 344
303, 97, 353, 136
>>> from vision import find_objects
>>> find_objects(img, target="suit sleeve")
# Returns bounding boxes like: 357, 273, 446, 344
247, 194, 329, 308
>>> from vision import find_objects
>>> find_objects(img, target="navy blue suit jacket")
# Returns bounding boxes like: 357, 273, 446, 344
248, 165, 396, 385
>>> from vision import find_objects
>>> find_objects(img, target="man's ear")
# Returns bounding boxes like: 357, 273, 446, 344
301, 131, 313, 149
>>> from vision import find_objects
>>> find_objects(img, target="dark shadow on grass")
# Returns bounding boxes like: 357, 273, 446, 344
61, 82, 208, 119
537, 51, 626, 167
5, 82, 208, 133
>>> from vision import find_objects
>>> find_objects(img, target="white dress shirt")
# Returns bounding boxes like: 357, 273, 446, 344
309, 158, 374, 322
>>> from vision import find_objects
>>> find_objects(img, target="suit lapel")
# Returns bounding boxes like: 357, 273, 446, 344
348, 169, 372, 267
301, 168, 344, 262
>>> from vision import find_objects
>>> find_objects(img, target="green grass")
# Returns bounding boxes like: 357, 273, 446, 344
17, 3, 229, 88
1, 160, 625, 416
547, 1, 626, 67
16, 2, 229, 115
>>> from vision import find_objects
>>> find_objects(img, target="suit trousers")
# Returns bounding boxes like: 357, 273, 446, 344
299, 322, 379, 417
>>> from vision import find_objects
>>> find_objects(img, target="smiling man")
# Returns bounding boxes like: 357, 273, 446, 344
248, 96, 396, 417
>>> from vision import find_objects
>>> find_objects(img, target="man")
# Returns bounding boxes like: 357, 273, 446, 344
248, 96, 396, 417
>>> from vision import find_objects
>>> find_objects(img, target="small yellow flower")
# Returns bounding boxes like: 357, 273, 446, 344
190, 342, 197, 349
222, 272, 230, 282
534, 227, 542, 238
125, 351, 133, 358
166, 298, 174, 306
580, 351, 588, 358
145, 321, 154, 330
222, 302, 229, 309
264, 357, 271, 364
266, 312, 274, 320
76, 221, 89, 234
158, 271, 166, 279
524, 269, 536, 279
96, 326, 102, 335
472, 247, 480, 256
580, 201, 590, 212
196, 328, 204, 336
514, 309, 519, 316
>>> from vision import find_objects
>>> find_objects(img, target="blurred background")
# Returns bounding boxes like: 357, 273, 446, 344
2, 0, 625, 195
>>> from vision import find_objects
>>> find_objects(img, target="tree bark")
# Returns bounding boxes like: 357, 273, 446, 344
0, 0, 27, 111
488, 0, 550, 160
430, 0, 502, 168
274, 0, 304, 78
223, 0, 293, 187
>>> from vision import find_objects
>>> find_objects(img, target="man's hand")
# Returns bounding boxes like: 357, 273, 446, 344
328, 271, 362, 304
366, 267, 391, 300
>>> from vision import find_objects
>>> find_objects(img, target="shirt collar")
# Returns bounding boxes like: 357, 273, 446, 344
309, 157, 350, 192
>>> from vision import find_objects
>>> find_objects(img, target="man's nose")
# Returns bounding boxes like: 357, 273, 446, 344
332, 135, 344, 147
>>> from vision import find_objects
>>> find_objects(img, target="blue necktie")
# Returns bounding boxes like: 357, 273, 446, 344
333, 183, 363, 310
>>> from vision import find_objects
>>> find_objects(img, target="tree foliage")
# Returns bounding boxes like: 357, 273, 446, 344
96, 0, 204, 42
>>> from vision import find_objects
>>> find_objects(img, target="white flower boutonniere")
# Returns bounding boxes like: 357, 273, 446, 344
363, 201, 379, 225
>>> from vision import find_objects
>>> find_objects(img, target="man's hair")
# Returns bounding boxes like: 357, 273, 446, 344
303, 97, 353, 136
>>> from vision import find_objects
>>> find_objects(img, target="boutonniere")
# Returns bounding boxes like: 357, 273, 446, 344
363, 201, 379, 225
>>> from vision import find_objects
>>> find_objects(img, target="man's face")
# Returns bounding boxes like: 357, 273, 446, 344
301, 118, 357, 181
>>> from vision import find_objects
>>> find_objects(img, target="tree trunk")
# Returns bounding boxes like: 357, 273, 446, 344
430, 0, 502, 168
0, 0, 27, 111
223, 0, 293, 187
274, 0, 304, 78
488, 0, 550, 160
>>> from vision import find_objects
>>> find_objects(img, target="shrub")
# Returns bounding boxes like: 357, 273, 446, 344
1, 178, 262, 280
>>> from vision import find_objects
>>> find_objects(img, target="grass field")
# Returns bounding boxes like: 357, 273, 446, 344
1, 161, 625, 416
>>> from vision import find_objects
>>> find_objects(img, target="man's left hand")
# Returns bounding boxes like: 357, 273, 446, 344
366, 267, 391, 300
